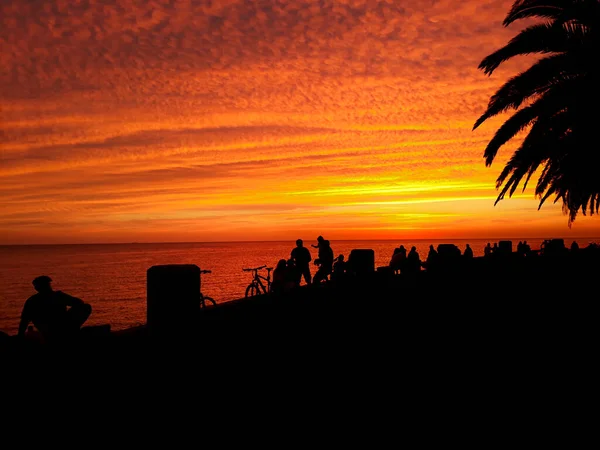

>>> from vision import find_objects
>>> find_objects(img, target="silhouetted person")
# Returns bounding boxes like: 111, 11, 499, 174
271, 259, 288, 295
18, 276, 92, 344
522, 241, 531, 255
291, 239, 312, 286
311, 235, 324, 250
571, 241, 580, 252
484, 242, 492, 257
492, 243, 499, 254
425, 244, 439, 271
463, 244, 473, 259
389, 245, 407, 274
332, 254, 346, 281
406, 246, 421, 273
313, 237, 334, 284
285, 258, 299, 290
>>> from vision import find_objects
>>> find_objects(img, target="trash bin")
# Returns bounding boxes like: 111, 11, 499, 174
147, 264, 200, 335
348, 249, 375, 275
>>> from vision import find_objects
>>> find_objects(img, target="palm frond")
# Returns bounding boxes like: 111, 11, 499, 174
482, 84, 576, 165
476, 0, 600, 224
504, 0, 567, 26
479, 23, 568, 75
473, 53, 578, 130
493, 112, 571, 203
479, 21, 590, 75
504, 0, 600, 27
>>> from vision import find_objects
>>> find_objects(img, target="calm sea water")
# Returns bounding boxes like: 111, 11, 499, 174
0, 238, 594, 335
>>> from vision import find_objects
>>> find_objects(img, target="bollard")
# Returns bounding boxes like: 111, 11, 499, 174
147, 264, 200, 337
348, 249, 375, 275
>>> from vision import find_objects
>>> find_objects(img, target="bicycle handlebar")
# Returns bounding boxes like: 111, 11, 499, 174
243, 265, 267, 272
200, 270, 212, 274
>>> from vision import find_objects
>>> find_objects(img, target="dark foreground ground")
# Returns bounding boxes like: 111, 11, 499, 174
2, 252, 597, 356
1, 252, 595, 432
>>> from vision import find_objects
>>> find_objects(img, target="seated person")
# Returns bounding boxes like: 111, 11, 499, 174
18, 275, 92, 344
271, 259, 288, 294
331, 255, 346, 281
284, 259, 299, 290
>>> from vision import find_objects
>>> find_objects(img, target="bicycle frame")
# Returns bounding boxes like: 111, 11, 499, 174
252, 270, 271, 294
254, 273, 271, 294
243, 265, 273, 297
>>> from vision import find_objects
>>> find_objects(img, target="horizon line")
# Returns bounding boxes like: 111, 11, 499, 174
2, 236, 599, 247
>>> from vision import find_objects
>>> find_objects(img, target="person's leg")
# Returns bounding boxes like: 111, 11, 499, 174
313, 267, 324, 284
66, 303, 92, 331
302, 265, 311, 285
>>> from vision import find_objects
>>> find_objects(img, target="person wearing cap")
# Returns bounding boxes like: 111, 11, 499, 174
18, 275, 92, 343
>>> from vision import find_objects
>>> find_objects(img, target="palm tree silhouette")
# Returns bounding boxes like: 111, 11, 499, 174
474, 0, 600, 225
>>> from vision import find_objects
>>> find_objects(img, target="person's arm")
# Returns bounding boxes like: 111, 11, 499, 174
18, 301, 31, 337
57, 291, 84, 307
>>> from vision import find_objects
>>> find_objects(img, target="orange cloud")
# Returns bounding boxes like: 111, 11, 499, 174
1, 0, 598, 244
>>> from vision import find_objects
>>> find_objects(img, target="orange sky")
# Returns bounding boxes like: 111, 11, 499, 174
1, 0, 599, 244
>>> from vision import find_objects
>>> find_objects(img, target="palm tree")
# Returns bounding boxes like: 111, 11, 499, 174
474, 0, 600, 225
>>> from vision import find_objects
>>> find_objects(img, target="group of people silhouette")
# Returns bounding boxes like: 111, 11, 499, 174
271, 236, 343, 294
390, 243, 475, 274
389, 245, 422, 274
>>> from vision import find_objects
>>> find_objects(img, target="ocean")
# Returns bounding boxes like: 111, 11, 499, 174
0, 238, 593, 335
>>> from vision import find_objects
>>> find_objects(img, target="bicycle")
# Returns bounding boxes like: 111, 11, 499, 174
243, 265, 273, 297
199, 269, 217, 309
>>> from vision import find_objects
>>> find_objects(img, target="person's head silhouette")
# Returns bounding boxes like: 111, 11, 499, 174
277, 259, 287, 270
296, 239, 303, 247
32, 275, 53, 294
317, 236, 324, 244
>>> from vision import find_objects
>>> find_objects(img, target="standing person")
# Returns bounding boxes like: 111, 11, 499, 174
313, 236, 334, 284
389, 245, 407, 274
291, 239, 312, 286
406, 246, 421, 273
18, 276, 92, 344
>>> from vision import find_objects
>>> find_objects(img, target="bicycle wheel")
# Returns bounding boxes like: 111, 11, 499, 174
202, 296, 217, 307
245, 284, 260, 297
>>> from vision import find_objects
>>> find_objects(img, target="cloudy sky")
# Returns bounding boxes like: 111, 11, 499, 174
2, 0, 598, 244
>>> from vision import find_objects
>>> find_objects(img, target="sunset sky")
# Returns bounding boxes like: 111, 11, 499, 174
2, 0, 599, 244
